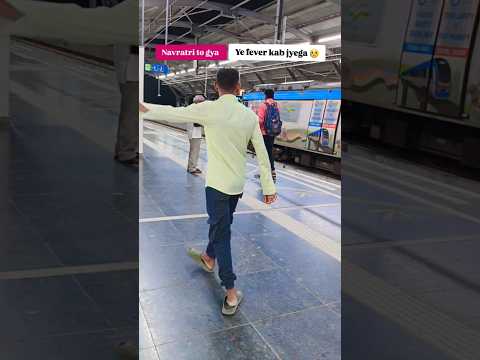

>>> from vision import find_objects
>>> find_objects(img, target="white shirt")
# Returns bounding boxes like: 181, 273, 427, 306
143, 94, 276, 195
187, 123, 203, 139
126, 54, 139, 82
113, 45, 138, 84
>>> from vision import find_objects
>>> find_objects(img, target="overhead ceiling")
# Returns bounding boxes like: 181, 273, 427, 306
142, 0, 340, 46
141, 0, 341, 96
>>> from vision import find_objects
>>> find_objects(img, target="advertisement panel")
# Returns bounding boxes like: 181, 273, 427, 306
307, 100, 327, 151
427, 0, 480, 117
320, 100, 341, 152
275, 101, 315, 150
396, 0, 444, 111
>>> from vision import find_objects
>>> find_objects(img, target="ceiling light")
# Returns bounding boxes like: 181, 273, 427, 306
317, 34, 341, 43
282, 80, 313, 85
219, 60, 237, 65
187, 68, 196, 72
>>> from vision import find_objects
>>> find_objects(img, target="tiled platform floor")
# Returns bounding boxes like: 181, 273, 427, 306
140, 123, 341, 360
1, 41, 138, 359
342, 146, 480, 359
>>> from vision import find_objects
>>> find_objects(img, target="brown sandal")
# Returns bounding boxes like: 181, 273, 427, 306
187, 248, 214, 273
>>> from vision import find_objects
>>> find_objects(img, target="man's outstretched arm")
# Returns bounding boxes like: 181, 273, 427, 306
140, 101, 211, 126
250, 122, 277, 204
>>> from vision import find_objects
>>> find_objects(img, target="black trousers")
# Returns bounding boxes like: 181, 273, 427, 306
263, 135, 275, 171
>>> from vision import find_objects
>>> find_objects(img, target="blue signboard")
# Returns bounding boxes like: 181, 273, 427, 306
153, 64, 169, 74
160, 64, 169, 74
147, 63, 170, 74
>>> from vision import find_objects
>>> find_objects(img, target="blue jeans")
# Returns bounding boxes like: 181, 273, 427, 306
205, 187, 241, 290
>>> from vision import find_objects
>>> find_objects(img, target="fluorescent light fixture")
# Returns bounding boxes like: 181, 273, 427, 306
187, 68, 196, 72
317, 34, 341, 43
179, 70, 187, 74
219, 60, 236, 65
281, 80, 314, 85
208, 63, 216, 68
167, 72, 175, 77
295, 42, 311, 46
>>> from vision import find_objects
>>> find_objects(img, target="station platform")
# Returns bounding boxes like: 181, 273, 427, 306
342, 145, 480, 359
2, 41, 138, 359
139, 122, 341, 359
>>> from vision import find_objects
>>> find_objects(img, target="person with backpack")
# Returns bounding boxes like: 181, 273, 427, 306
256, 89, 282, 182
140, 68, 277, 316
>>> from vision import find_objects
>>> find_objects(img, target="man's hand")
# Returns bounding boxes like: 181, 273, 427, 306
263, 193, 277, 204
139, 102, 150, 113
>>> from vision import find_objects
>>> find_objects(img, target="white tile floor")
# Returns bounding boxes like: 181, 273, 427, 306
139, 123, 341, 359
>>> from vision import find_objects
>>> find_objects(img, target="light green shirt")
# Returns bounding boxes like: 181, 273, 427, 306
142, 94, 276, 196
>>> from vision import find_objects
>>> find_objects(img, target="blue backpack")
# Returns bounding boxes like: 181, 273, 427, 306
264, 102, 282, 137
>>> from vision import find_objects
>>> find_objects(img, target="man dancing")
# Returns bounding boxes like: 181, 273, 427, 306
140, 68, 277, 315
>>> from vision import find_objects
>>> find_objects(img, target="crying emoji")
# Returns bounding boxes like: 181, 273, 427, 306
310, 48, 320, 58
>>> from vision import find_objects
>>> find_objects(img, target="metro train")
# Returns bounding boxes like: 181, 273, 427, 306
343, 0, 480, 166
150, 84, 342, 174
242, 86, 342, 174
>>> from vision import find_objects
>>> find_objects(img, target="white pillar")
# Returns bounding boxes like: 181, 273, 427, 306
139, 45, 144, 154
273, 0, 284, 44
139, 0, 145, 155
0, 31, 10, 121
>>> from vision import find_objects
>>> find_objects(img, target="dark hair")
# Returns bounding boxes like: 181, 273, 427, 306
264, 89, 274, 99
216, 68, 240, 92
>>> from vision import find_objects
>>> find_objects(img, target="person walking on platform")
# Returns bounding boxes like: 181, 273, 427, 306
140, 68, 277, 316
256, 89, 282, 182
113, 45, 139, 166
186, 95, 205, 175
